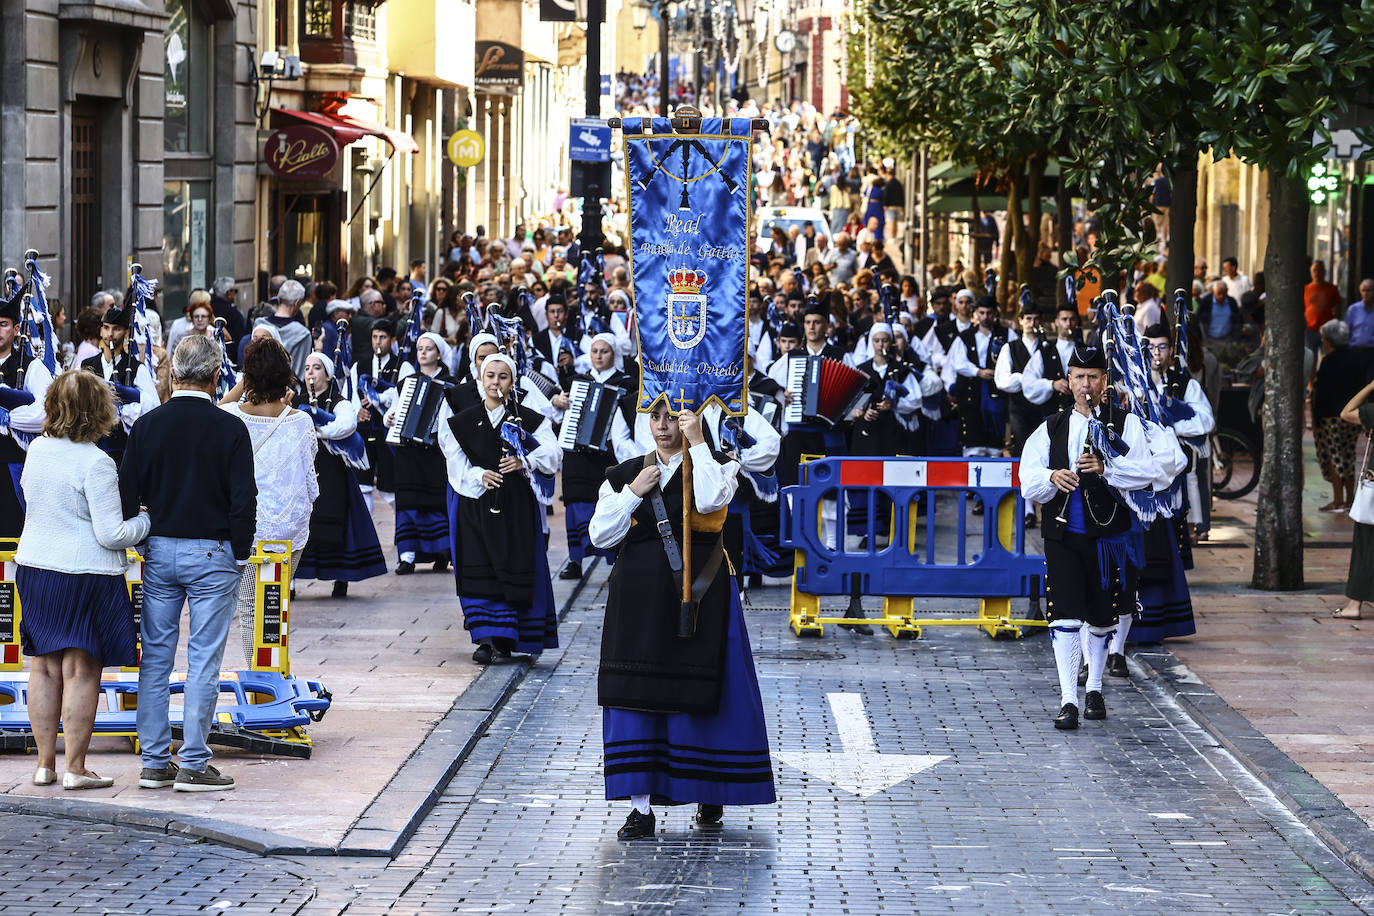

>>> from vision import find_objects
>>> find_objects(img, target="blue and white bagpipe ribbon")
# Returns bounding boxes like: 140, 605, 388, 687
984, 268, 997, 298
316, 377, 369, 470
22, 254, 57, 376
126, 265, 159, 372
401, 288, 426, 369
213, 319, 237, 401
0, 270, 36, 448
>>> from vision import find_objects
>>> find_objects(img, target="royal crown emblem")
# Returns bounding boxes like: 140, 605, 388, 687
666, 268, 708, 349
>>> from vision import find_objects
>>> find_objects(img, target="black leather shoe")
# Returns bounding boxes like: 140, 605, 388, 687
1106, 653, 1129, 678
617, 809, 656, 840
1054, 703, 1079, 730
432, 558, 450, 573
472, 644, 494, 665
1083, 690, 1106, 720
395, 560, 415, 576
839, 614, 874, 636
559, 560, 583, 580
331, 581, 348, 598
747, 574, 763, 589
694, 804, 723, 827
1077, 662, 1088, 686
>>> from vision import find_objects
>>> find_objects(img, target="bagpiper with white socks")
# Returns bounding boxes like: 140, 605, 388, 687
79, 299, 159, 469
0, 277, 53, 538
1019, 345, 1155, 729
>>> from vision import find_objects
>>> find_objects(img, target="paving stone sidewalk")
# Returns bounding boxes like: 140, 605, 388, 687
0, 501, 572, 849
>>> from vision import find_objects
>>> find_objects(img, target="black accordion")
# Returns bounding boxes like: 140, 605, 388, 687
557, 379, 621, 453
385, 374, 447, 446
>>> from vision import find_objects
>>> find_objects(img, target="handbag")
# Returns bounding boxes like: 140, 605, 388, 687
1351, 436, 1374, 526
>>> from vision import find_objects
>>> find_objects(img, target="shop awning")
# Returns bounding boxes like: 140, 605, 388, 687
272, 108, 419, 153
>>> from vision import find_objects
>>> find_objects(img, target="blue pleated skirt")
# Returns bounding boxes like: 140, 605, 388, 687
1133, 533, 1196, 642
602, 586, 777, 807
459, 523, 558, 655
15, 566, 136, 667
296, 479, 388, 582
564, 500, 614, 563
396, 506, 451, 558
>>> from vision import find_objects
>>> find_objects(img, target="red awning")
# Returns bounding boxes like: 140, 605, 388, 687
272, 108, 419, 154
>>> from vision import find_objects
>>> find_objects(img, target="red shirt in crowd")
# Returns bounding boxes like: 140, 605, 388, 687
1305, 280, 1340, 331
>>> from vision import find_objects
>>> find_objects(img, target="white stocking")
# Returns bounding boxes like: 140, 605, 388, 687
631, 794, 651, 815
1050, 621, 1083, 708
1109, 614, 1132, 655
1084, 625, 1115, 692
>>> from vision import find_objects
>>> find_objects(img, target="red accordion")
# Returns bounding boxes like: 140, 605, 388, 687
782, 354, 871, 426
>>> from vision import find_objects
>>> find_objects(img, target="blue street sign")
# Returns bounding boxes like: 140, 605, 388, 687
570, 118, 611, 163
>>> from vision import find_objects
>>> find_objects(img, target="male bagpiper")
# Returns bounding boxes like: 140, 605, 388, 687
1018, 346, 1155, 729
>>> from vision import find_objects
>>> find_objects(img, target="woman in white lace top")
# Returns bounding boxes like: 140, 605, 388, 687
219, 338, 318, 665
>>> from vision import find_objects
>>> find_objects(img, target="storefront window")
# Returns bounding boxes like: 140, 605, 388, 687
162, 180, 211, 319
284, 195, 331, 281
163, 0, 211, 153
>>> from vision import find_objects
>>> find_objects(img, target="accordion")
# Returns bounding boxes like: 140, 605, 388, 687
524, 368, 561, 402
782, 354, 871, 426
557, 379, 621, 453
750, 393, 782, 431
385, 374, 447, 446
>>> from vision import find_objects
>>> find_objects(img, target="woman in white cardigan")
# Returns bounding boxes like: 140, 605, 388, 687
15, 371, 150, 790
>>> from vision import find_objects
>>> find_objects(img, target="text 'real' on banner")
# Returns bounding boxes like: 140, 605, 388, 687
623, 117, 754, 416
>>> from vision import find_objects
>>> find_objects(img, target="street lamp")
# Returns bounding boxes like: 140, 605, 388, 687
632, 0, 672, 116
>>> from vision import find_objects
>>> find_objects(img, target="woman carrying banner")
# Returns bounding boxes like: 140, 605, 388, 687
590, 403, 776, 839
439, 353, 561, 664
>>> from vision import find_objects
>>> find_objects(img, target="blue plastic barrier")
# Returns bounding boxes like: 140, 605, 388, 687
779, 456, 1046, 637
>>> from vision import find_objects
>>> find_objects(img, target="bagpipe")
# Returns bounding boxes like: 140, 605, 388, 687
3, 251, 60, 388
566, 248, 614, 342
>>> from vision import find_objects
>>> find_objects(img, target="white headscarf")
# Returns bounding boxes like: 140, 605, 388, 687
468, 332, 500, 380
251, 323, 283, 344
480, 352, 519, 388
306, 351, 336, 379
588, 332, 622, 372
417, 332, 450, 367
868, 322, 894, 345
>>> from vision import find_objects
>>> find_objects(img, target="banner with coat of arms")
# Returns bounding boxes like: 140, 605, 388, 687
622, 117, 754, 416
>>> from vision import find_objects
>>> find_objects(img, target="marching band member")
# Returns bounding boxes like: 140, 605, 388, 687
1129, 323, 1214, 645
771, 302, 853, 487
354, 318, 402, 509
438, 353, 560, 665
387, 333, 455, 575
1019, 302, 1081, 421
944, 296, 1009, 460
293, 352, 387, 597
590, 404, 776, 840
1019, 346, 1155, 730
920, 287, 973, 374
79, 300, 158, 468
0, 283, 52, 537
995, 303, 1047, 458
554, 334, 635, 580
852, 322, 924, 457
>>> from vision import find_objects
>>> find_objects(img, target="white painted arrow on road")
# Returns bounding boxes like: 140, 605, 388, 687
777, 692, 949, 798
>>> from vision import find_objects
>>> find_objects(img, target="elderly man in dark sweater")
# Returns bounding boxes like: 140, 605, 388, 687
119, 335, 257, 793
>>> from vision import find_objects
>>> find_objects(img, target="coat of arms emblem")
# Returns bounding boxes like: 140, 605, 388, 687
666, 268, 708, 350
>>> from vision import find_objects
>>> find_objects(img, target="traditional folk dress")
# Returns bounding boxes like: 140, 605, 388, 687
0, 339, 53, 538
1131, 368, 1214, 642
558, 366, 636, 568
1020, 396, 1155, 723
80, 348, 158, 469
390, 362, 455, 564
590, 444, 776, 808
439, 398, 561, 655
293, 378, 387, 583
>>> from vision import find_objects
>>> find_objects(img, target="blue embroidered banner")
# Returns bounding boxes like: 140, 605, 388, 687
623, 117, 754, 416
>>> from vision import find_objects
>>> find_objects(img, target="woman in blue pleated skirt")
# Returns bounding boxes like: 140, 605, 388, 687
14, 370, 150, 790
590, 404, 776, 840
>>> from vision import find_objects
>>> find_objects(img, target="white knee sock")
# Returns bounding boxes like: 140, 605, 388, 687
360, 486, 375, 515
1109, 614, 1132, 655
631, 794, 651, 815
400, 550, 416, 563
380, 490, 396, 507
1084, 625, 1115, 692
1051, 621, 1083, 708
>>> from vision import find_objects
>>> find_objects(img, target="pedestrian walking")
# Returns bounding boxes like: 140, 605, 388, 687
218, 338, 318, 662
589, 405, 776, 839
15, 371, 150, 790
118, 335, 257, 792
1313, 320, 1367, 512
1336, 377, 1374, 619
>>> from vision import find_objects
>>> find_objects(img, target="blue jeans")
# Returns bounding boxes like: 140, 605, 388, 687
137, 536, 239, 772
